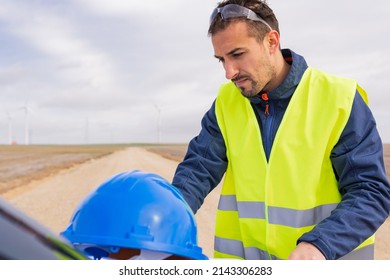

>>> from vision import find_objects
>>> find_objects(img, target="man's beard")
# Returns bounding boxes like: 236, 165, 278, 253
233, 64, 276, 98
233, 76, 261, 98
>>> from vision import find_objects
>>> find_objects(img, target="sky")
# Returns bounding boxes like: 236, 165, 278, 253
1, 0, 390, 145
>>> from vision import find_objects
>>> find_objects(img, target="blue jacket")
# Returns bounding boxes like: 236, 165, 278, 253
172, 49, 390, 260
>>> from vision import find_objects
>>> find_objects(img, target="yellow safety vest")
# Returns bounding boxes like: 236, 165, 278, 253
214, 67, 374, 260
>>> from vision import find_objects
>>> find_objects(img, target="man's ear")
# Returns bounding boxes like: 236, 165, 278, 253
266, 30, 280, 54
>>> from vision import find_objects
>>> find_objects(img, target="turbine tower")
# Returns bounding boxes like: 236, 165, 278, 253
18, 101, 33, 145
6, 110, 13, 145
85, 116, 89, 144
153, 103, 162, 143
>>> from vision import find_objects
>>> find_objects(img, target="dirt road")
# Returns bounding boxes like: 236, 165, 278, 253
2, 147, 220, 258
3, 147, 389, 259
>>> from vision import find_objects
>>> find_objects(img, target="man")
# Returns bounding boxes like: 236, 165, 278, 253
172, 0, 390, 260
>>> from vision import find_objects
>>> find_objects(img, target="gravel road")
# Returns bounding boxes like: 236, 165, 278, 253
3, 147, 389, 259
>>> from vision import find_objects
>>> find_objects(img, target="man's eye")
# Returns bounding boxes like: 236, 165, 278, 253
232, 52, 243, 58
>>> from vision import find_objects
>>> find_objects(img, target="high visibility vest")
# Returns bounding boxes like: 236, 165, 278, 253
214, 67, 374, 260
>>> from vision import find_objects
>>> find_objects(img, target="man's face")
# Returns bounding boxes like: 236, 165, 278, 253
211, 21, 276, 97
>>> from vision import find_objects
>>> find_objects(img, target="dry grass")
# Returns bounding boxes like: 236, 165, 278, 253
0, 144, 133, 194
146, 144, 188, 162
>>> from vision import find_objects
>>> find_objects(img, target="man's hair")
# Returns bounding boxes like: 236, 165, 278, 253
208, 0, 279, 42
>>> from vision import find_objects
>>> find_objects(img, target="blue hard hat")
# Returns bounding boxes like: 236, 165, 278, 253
61, 170, 208, 260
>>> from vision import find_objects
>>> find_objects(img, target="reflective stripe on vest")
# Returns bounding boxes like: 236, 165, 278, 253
218, 195, 338, 226
214, 67, 374, 260
215, 236, 374, 260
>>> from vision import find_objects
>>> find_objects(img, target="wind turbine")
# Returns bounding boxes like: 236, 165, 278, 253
84, 116, 89, 144
5, 110, 13, 145
18, 100, 33, 145
153, 103, 162, 143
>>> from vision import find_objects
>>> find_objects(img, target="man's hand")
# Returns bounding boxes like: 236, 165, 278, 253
288, 242, 326, 260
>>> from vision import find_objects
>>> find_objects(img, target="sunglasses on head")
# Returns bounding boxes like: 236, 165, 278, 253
209, 4, 272, 31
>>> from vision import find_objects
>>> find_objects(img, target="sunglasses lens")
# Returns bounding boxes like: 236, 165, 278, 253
209, 8, 220, 24
209, 4, 272, 31
210, 5, 246, 24
223, 6, 244, 19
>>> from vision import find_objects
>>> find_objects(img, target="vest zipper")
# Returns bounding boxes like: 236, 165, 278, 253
261, 93, 273, 160
261, 93, 270, 116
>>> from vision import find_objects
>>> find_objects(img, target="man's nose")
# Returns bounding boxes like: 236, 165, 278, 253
224, 61, 239, 80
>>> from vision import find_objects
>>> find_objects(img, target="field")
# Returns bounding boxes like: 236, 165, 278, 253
0, 143, 389, 259
0, 144, 187, 195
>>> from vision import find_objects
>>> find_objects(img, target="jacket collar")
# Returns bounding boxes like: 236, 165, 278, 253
249, 49, 308, 103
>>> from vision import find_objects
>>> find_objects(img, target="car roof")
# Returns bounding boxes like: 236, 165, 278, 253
0, 196, 87, 260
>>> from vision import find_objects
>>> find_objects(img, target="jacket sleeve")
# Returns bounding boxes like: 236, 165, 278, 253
298, 92, 390, 259
172, 101, 228, 214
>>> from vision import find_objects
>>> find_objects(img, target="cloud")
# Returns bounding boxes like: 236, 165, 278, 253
0, 0, 389, 144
